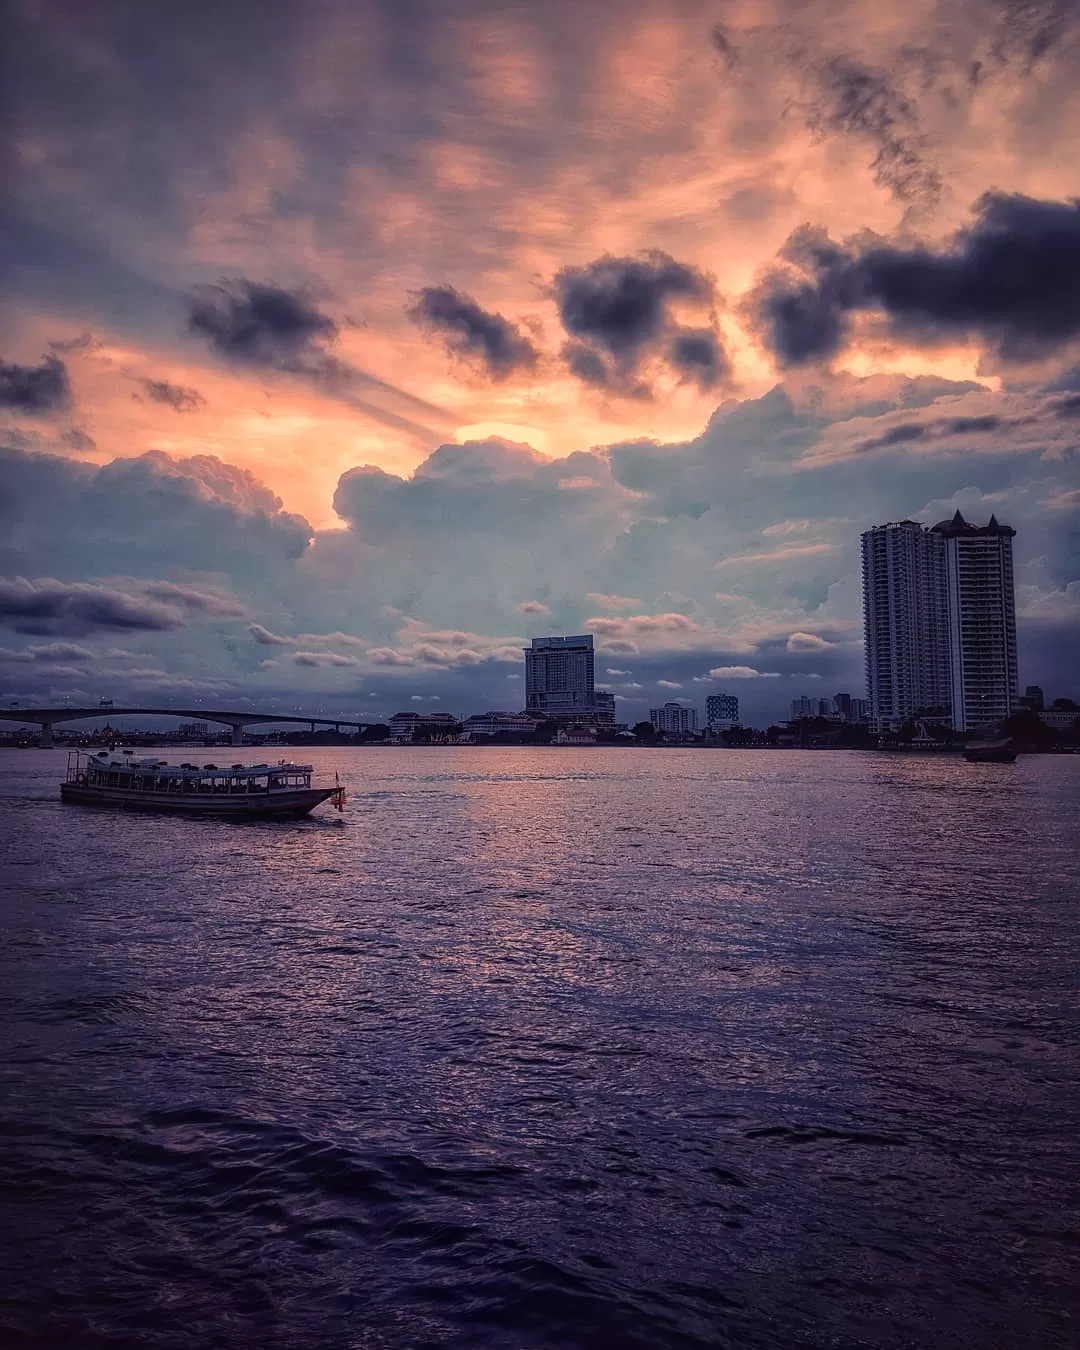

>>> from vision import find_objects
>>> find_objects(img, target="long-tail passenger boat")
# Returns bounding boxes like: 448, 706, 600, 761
61, 750, 345, 818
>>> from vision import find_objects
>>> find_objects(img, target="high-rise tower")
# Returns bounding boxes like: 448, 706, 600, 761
861, 514, 1018, 733
932, 511, 1018, 732
861, 521, 950, 731
524, 635, 597, 720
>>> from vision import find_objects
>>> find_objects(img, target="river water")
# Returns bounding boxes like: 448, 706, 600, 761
1, 746, 1078, 1349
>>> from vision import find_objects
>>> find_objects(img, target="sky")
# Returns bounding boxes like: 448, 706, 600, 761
2, 0, 1079, 726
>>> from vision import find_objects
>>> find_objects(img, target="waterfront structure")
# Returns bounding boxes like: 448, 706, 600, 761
524, 635, 614, 724
650, 702, 698, 735
387, 712, 461, 743
705, 693, 738, 729
861, 513, 1017, 733
460, 711, 541, 739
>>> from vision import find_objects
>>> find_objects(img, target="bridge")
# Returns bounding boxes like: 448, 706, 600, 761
0, 706, 375, 748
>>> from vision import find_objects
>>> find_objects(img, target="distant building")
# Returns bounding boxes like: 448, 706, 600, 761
460, 711, 541, 739
861, 520, 951, 732
861, 512, 1017, 732
555, 725, 597, 745
832, 694, 869, 723
705, 693, 738, 729
1038, 706, 1080, 731
935, 512, 1018, 732
523, 635, 614, 724
1023, 684, 1045, 711
650, 702, 698, 735
790, 696, 832, 720
388, 712, 461, 743
177, 721, 209, 740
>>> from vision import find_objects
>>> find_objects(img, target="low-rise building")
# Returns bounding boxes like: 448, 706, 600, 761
650, 702, 698, 736
460, 711, 542, 739
388, 712, 461, 743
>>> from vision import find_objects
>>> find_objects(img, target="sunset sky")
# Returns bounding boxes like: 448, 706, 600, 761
2, 0, 1079, 724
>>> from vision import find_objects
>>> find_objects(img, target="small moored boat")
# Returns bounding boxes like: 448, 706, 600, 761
61, 751, 345, 818
963, 739, 1017, 764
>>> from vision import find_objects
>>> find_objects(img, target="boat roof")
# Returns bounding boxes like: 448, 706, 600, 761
85, 754, 313, 778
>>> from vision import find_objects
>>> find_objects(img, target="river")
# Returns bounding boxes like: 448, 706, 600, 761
1, 746, 1077, 1349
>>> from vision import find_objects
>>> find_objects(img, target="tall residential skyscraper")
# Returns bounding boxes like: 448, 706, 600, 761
935, 511, 1018, 732
705, 693, 739, 728
524, 635, 597, 720
861, 520, 951, 731
861, 513, 1017, 732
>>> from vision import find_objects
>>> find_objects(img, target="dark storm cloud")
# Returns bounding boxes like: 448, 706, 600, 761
562, 342, 614, 390
186, 277, 452, 442
0, 355, 72, 415
139, 378, 206, 411
554, 252, 724, 392
749, 192, 1080, 366
408, 286, 538, 381
850, 413, 1008, 455
187, 280, 337, 369
0, 577, 187, 636
669, 329, 731, 389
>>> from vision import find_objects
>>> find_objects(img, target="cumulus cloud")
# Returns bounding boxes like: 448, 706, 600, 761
0, 445, 312, 580
786, 631, 837, 651
708, 665, 779, 678
657, 679, 682, 688
408, 286, 538, 380
366, 647, 417, 666
138, 378, 206, 411
293, 650, 361, 668
748, 193, 1080, 367
139, 582, 245, 616
586, 593, 641, 609
0, 355, 72, 415
0, 642, 94, 664
249, 622, 296, 645
518, 600, 551, 615
554, 252, 726, 394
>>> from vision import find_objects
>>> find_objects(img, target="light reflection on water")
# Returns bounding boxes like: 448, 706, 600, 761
1, 746, 1078, 1350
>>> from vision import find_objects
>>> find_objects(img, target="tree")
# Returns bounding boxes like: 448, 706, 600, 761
1052, 697, 1078, 710
632, 721, 656, 740
1001, 709, 1059, 750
